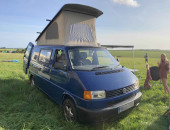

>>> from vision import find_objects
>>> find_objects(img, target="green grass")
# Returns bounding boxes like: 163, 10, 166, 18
110, 50, 170, 58
0, 51, 170, 130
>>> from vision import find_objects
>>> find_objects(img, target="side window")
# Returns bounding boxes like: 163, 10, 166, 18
31, 52, 39, 61
25, 45, 32, 58
54, 50, 67, 69
39, 50, 52, 64
55, 50, 67, 65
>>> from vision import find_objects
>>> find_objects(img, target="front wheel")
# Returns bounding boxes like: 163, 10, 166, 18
63, 99, 77, 122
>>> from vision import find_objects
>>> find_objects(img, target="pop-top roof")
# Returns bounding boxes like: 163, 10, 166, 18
36, 4, 103, 42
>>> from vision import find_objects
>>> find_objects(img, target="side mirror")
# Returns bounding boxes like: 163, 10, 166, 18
117, 58, 119, 62
54, 62, 67, 71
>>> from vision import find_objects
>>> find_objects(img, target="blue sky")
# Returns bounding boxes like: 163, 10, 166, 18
0, 0, 170, 49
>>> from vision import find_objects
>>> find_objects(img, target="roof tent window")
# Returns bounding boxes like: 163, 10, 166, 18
46, 22, 59, 39
69, 23, 94, 42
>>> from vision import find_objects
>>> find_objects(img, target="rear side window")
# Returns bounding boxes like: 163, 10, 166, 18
39, 50, 52, 64
31, 52, 39, 61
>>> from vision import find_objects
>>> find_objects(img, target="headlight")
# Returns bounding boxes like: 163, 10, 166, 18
84, 91, 106, 100
134, 80, 139, 89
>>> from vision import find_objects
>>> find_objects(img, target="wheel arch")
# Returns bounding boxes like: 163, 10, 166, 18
62, 93, 77, 106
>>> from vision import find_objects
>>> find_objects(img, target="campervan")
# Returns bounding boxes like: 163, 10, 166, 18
23, 4, 142, 122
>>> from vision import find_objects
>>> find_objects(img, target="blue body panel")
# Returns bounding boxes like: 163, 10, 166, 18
76, 67, 137, 91
27, 45, 141, 111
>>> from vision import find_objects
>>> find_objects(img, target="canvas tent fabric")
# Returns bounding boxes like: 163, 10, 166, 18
36, 4, 103, 47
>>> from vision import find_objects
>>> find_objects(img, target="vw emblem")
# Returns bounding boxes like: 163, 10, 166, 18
123, 88, 127, 94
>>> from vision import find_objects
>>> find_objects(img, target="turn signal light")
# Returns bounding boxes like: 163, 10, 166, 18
84, 91, 91, 100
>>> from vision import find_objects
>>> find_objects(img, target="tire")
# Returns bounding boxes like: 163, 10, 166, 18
63, 99, 77, 122
30, 77, 35, 87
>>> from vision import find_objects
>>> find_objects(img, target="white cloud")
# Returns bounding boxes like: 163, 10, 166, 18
112, 0, 140, 7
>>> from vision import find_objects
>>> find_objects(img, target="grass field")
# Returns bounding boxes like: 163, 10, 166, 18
0, 51, 170, 130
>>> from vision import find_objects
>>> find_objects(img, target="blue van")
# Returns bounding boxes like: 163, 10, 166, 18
23, 43, 142, 122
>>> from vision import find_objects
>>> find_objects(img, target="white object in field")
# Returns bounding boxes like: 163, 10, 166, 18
36, 4, 102, 47
129, 69, 139, 73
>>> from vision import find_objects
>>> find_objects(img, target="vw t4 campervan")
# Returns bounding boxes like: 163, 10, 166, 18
23, 4, 142, 122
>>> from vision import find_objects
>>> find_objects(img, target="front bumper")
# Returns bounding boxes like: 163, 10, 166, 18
77, 91, 142, 123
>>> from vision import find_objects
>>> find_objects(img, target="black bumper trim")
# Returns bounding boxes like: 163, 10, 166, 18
77, 92, 142, 123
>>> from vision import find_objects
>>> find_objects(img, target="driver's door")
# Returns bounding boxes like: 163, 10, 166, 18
23, 42, 34, 74
49, 49, 69, 103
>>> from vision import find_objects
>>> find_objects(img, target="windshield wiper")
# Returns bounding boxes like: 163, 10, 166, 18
113, 64, 121, 68
91, 66, 110, 71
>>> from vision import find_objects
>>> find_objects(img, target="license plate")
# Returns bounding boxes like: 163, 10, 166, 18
118, 101, 134, 113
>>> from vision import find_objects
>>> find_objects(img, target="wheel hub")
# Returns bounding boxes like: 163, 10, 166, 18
64, 105, 74, 122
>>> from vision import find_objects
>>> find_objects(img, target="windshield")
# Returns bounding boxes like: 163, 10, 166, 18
68, 47, 120, 71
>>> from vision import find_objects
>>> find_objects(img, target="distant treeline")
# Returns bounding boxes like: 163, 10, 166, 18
0, 48, 25, 53
135, 49, 170, 52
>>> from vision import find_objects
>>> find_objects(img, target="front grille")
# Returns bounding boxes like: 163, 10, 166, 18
107, 94, 136, 107
106, 84, 136, 98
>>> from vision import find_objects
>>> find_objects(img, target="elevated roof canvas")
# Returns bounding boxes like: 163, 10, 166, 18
36, 4, 103, 42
